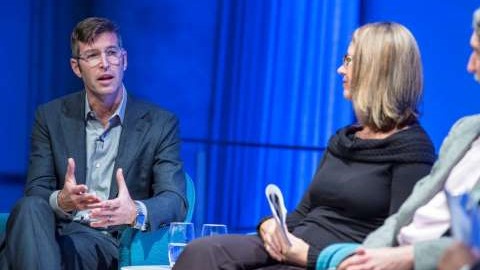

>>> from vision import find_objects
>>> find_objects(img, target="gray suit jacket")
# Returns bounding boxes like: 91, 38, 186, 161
24, 91, 187, 231
362, 114, 480, 269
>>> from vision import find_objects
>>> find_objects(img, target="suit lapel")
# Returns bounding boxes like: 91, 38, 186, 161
60, 92, 87, 185
109, 97, 150, 198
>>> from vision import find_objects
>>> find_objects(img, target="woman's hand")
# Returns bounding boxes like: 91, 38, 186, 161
259, 218, 309, 266
259, 218, 289, 261
283, 232, 309, 267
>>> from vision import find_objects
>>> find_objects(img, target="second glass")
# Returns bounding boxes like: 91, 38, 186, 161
201, 223, 228, 237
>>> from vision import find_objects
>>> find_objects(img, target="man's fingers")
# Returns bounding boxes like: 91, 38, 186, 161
90, 219, 109, 228
89, 210, 118, 228
79, 193, 101, 204
87, 202, 112, 210
347, 263, 372, 270
116, 168, 129, 195
354, 247, 367, 256
339, 254, 369, 270
89, 209, 116, 219
70, 184, 88, 195
67, 191, 101, 211
66, 158, 77, 184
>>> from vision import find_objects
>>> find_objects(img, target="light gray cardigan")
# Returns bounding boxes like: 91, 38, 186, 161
363, 114, 480, 269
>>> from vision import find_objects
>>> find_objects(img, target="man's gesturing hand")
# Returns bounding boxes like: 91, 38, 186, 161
89, 168, 137, 227
58, 158, 101, 212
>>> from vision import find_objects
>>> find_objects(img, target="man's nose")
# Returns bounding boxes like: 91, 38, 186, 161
99, 53, 110, 69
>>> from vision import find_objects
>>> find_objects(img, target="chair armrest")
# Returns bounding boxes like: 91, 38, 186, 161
0, 213, 9, 233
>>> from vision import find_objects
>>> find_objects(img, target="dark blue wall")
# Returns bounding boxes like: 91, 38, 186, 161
0, 1, 29, 174
0, 1, 31, 207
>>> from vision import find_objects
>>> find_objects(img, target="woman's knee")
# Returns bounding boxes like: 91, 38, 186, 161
183, 236, 218, 254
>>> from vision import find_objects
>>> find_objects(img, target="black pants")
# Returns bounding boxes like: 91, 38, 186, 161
172, 234, 305, 270
0, 196, 118, 270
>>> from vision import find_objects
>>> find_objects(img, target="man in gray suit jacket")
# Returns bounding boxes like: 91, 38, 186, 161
333, 7, 480, 270
0, 17, 186, 269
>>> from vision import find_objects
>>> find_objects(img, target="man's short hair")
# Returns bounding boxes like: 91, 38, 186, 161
70, 17, 122, 57
473, 8, 480, 39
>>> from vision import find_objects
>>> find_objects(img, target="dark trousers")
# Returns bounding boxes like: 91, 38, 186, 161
172, 234, 305, 270
0, 196, 118, 270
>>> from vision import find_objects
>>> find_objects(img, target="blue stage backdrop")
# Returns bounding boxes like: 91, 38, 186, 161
1, 0, 479, 233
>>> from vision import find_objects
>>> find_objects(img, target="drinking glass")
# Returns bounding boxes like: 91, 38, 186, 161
168, 222, 195, 267
201, 224, 228, 237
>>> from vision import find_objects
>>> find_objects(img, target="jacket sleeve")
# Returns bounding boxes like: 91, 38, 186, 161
140, 114, 187, 231
24, 106, 58, 201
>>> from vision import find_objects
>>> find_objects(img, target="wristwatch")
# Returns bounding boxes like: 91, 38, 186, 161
132, 201, 147, 231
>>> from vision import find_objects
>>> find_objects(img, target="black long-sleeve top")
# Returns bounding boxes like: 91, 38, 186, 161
284, 124, 436, 269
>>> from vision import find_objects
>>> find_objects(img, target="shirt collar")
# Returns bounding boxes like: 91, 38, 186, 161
84, 87, 128, 124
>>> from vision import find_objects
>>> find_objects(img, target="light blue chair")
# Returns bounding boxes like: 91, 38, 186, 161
119, 173, 196, 266
0, 173, 196, 267
0, 213, 8, 235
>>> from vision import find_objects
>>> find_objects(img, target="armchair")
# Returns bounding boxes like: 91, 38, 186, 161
119, 173, 196, 266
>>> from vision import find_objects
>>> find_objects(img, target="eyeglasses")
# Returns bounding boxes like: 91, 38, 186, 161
343, 54, 353, 67
75, 46, 124, 67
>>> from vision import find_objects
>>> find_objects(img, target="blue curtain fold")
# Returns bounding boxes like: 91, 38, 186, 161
205, 0, 360, 231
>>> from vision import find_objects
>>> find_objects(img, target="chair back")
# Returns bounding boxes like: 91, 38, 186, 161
0, 212, 9, 234
119, 172, 196, 266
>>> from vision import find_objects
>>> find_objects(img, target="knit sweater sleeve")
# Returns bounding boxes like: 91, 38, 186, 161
306, 246, 321, 270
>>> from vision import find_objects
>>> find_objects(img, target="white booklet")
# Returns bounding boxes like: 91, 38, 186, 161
265, 184, 291, 246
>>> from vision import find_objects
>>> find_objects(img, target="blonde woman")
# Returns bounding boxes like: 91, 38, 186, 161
173, 22, 435, 270
320, 9, 480, 270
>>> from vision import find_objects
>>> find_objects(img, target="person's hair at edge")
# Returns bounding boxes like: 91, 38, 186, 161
70, 17, 123, 57
350, 22, 422, 132
473, 8, 480, 39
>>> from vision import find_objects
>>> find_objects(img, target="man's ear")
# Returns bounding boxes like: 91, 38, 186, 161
70, 58, 82, 78
123, 50, 128, 71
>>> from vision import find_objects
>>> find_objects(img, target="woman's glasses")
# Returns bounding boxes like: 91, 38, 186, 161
343, 54, 353, 67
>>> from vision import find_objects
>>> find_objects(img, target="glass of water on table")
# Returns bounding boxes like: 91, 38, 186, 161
168, 222, 195, 267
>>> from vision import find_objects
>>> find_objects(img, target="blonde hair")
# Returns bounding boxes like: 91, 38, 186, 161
350, 22, 423, 132
473, 8, 480, 38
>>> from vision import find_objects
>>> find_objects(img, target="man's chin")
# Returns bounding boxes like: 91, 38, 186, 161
475, 74, 480, 83
90, 85, 119, 96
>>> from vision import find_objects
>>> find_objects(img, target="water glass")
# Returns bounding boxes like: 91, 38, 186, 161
168, 222, 195, 267
201, 224, 228, 237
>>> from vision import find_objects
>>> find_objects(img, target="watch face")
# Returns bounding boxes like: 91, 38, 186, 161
137, 213, 145, 225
